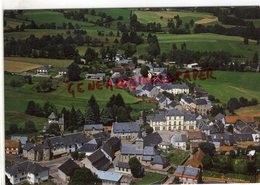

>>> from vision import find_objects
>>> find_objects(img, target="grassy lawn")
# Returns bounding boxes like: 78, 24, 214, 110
134, 172, 166, 185
193, 71, 260, 103
161, 148, 190, 165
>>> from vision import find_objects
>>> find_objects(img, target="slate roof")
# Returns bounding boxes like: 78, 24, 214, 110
174, 165, 200, 179
44, 133, 89, 147
84, 124, 104, 131
171, 133, 188, 142
153, 68, 166, 74
58, 159, 79, 176
195, 99, 207, 105
92, 131, 110, 141
87, 149, 110, 170
121, 144, 143, 155
143, 146, 157, 156
96, 170, 122, 182
215, 113, 225, 121
6, 161, 48, 176
78, 143, 99, 153
11, 136, 28, 145
37, 66, 49, 71
113, 122, 140, 133
143, 132, 162, 147
240, 126, 256, 134
233, 134, 254, 142
235, 120, 248, 131
151, 155, 168, 166
181, 95, 193, 104
142, 84, 154, 92
101, 137, 121, 159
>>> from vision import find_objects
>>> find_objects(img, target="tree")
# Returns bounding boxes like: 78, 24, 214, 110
71, 151, 79, 160
145, 125, 153, 134
47, 123, 60, 135
129, 157, 143, 177
201, 155, 213, 170
67, 62, 81, 81
43, 102, 57, 117
252, 52, 258, 68
227, 97, 240, 113
85, 48, 98, 62
227, 125, 233, 133
244, 37, 249, 45
230, 150, 236, 158
140, 65, 149, 77
23, 120, 37, 133
199, 142, 215, 156
35, 79, 53, 92
69, 167, 101, 185
85, 95, 100, 124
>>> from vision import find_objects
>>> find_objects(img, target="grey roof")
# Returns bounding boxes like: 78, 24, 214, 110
215, 113, 225, 121
151, 155, 168, 166
44, 133, 89, 147
48, 112, 57, 119
194, 86, 208, 94
11, 136, 28, 145
23, 142, 35, 151
58, 159, 79, 176
86, 73, 105, 78
147, 112, 167, 122
6, 161, 48, 176
171, 133, 188, 142
153, 68, 166, 73
101, 137, 121, 159
158, 96, 167, 103
113, 122, 140, 133
143, 132, 162, 147
92, 131, 110, 141
235, 120, 248, 131
84, 124, 104, 131
143, 146, 157, 156
37, 66, 49, 71
87, 149, 110, 170
174, 165, 199, 177
142, 84, 154, 92
233, 134, 254, 142
121, 144, 143, 155
195, 99, 207, 105
198, 120, 210, 131
142, 155, 152, 161
240, 126, 256, 134
210, 133, 234, 144
78, 143, 99, 153
181, 95, 193, 104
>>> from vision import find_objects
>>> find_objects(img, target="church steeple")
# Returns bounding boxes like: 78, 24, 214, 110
135, 130, 143, 150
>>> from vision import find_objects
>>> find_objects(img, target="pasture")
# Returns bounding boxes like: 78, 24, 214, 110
194, 71, 260, 103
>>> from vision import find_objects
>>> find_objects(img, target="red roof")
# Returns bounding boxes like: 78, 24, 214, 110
225, 116, 254, 124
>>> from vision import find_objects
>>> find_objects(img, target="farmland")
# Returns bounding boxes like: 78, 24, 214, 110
235, 104, 260, 117
4, 60, 43, 73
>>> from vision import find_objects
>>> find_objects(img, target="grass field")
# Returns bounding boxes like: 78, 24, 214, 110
161, 148, 190, 165
194, 71, 260, 103
134, 172, 166, 185
4, 60, 43, 73
137, 33, 259, 58
5, 57, 73, 68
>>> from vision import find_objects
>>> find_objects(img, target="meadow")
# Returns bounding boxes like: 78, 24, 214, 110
193, 71, 260, 103
4, 60, 43, 73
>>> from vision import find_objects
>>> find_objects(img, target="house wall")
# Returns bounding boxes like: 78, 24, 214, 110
27, 170, 49, 184
151, 164, 164, 170
5, 147, 19, 155
6, 172, 27, 185
115, 166, 131, 175
58, 169, 68, 183
81, 157, 97, 173
27, 150, 36, 161
102, 179, 119, 185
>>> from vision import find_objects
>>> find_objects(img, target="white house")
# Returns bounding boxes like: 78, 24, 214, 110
6, 161, 49, 185
171, 133, 188, 150
57, 159, 79, 183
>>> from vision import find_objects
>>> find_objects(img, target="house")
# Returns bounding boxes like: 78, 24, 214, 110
186, 63, 199, 69
81, 149, 111, 173
36, 66, 49, 74
188, 131, 205, 142
224, 116, 254, 127
27, 143, 51, 161
147, 109, 197, 132
101, 137, 121, 161
198, 120, 210, 135
209, 133, 234, 148
171, 133, 188, 150
194, 99, 211, 115
215, 113, 225, 125
111, 122, 140, 141
92, 131, 111, 142
58, 159, 79, 183
180, 95, 194, 111
194, 86, 208, 97
5, 140, 21, 155
22, 142, 34, 159
11, 136, 28, 146
151, 155, 168, 170
43, 112, 64, 132
58, 68, 68, 76
96, 170, 122, 185
158, 95, 172, 109
78, 138, 102, 156
6, 161, 49, 185
44, 133, 89, 159
84, 124, 104, 135
159, 83, 189, 95
85, 73, 106, 81
174, 165, 201, 184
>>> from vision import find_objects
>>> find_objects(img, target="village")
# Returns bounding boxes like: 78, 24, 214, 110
4, 52, 260, 185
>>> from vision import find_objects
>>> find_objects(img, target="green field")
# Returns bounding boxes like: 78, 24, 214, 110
137, 33, 259, 58
161, 148, 190, 165
134, 172, 166, 185
194, 71, 260, 103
